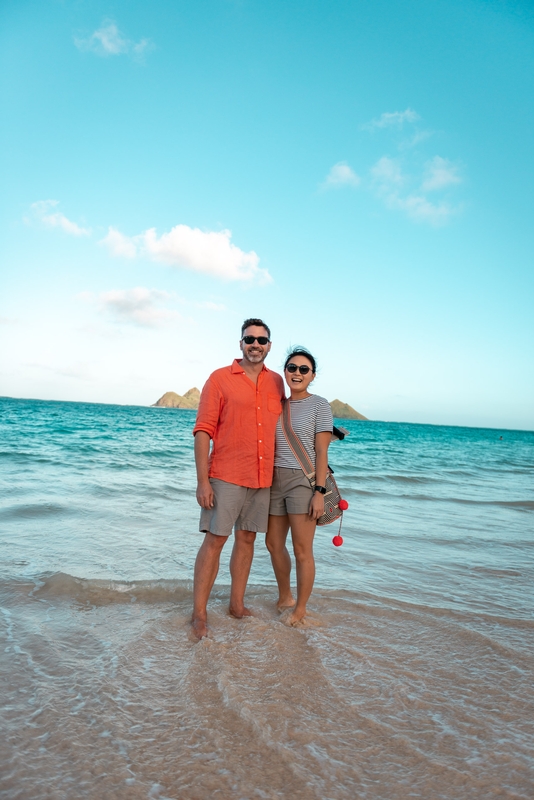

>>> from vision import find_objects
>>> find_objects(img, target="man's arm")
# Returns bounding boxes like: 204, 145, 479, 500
194, 431, 214, 509
277, 372, 286, 401
193, 375, 223, 509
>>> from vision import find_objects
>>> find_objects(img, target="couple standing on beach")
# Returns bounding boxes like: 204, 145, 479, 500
191, 317, 333, 639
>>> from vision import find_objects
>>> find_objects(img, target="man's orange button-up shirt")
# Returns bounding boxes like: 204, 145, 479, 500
193, 359, 285, 489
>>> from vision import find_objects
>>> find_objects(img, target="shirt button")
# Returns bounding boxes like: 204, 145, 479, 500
259, 440, 262, 443
259, 456, 262, 459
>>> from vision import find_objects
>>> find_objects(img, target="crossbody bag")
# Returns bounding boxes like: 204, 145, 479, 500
280, 399, 343, 527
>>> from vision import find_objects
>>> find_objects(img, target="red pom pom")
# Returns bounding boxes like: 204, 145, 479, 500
338, 499, 349, 511
332, 535, 344, 547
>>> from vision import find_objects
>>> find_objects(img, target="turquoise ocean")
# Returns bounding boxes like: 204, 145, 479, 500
1, 395, 533, 799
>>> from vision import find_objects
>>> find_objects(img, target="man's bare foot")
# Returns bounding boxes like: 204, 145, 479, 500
277, 595, 296, 613
191, 617, 209, 639
228, 605, 254, 619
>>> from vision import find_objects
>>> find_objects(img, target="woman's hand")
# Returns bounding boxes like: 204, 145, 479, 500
309, 491, 325, 520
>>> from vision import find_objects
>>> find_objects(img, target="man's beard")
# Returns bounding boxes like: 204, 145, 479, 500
243, 348, 266, 363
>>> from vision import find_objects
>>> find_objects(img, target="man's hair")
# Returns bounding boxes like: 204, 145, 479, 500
241, 318, 271, 339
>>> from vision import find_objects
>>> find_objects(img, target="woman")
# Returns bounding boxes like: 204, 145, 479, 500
266, 348, 333, 625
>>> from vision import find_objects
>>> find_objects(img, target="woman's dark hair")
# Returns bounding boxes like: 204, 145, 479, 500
284, 347, 317, 374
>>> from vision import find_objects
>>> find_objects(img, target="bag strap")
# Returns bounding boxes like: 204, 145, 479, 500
280, 400, 316, 480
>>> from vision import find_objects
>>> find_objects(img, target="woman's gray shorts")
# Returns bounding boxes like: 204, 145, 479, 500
199, 478, 271, 537
269, 467, 313, 516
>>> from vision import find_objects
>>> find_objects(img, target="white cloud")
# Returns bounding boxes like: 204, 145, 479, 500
100, 224, 271, 283
386, 194, 455, 225
370, 157, 457, 226
421, 156, 462, 192
100, 227, 137, 258
30, 200, 90, 236
74, 20, 152, 60
132, 40, 151, 57
322, 161, 360, 188
363, 108, 420, 130
399, 130, 433, 150
81, 21, 127, 55
371, 156, 404, 187
98, 288, 177, 328
323, 112, 464, 227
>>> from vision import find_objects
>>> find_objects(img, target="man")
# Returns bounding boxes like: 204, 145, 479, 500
191, 318, 285, 639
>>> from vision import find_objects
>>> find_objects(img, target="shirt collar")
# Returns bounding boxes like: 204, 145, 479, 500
231, 358, 269, 374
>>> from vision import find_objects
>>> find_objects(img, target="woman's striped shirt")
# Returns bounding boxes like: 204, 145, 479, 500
274, 394, 333, 469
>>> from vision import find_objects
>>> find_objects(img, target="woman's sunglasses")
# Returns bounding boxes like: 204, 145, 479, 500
286, 363, 311, 375
242, 336, 270, 345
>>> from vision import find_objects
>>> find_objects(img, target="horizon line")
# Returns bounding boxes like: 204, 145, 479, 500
1, 395, 532, 435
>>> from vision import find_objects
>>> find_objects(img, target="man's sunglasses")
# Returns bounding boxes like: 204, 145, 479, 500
242, 336, 270, 345
286, 363, 312, 375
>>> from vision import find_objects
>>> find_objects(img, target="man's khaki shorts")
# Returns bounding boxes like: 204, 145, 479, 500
269, 467, 313, 516
199, 478, 271, 537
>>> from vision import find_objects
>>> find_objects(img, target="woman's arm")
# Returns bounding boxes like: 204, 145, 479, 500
315, 431, 331, 487
309, 431, 331, 520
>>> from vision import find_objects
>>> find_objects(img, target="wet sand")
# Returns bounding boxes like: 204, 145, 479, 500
1, 574, 533, 799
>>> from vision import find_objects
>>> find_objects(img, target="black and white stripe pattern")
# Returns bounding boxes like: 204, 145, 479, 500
274, 394, 333, 469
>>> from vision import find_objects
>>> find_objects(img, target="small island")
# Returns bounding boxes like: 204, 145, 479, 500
329, 399, 368, 420
152, 389, 368, 419
152, 388, 200, 409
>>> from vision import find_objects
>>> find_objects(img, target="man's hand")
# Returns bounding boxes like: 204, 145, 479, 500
309, 491, 325, 520
194, 431, 213, 508
196, 479, 214, 509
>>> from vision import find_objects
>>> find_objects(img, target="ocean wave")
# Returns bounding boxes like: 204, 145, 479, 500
337, 487, 534, 509
470, 566, 523, 577
441, 497, 534, 510
0, 503, 69, 520
383, 474, 450, 484
329, 588, 534, 631
29, 572, 192, 605
362, 492, 534, 509
3, 574, 531, 633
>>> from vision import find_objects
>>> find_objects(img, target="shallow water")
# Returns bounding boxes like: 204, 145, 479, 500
1, 397, 533, 799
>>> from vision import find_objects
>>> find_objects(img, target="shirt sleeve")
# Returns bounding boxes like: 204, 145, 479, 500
193, 376, 223, 438
315, 397, 334, 434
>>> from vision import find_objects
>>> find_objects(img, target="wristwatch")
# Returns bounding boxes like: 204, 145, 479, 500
314, 485, 327, 494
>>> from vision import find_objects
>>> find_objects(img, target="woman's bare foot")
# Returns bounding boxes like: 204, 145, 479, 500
191, 617, 209, 640
285, 608, 307, 627
277, 594, 296, 613
228, 605, 254, 619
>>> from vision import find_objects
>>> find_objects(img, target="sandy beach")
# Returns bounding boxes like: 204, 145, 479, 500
1, 397, 533, 798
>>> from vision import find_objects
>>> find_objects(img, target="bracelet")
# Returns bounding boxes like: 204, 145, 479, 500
314, 485, 327, 494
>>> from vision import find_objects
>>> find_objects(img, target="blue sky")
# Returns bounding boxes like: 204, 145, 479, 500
1, 0, 533, 429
